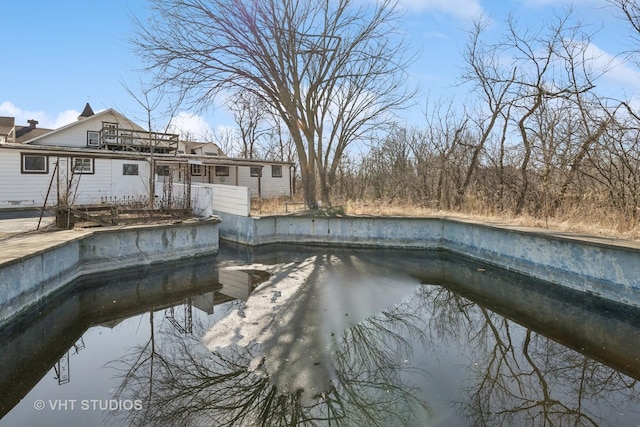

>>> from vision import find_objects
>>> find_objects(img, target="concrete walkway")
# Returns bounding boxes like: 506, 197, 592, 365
0, 218, 91, 266
0, 217, 54, 238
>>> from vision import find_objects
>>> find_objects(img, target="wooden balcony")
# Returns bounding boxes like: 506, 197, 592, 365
98, 124, 179, 154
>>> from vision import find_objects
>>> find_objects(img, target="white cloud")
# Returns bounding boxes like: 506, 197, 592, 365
0, 101, 79, 129
167, 111, 215, 141
583, 42, 640, 95
52, 110, 81, 128
396, 0, 484, 21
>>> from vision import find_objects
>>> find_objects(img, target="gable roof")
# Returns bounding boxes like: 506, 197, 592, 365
0, 117, 15, 140
21, 108, 145, 145
182, 140, 224, 154
15, 125, 53, 143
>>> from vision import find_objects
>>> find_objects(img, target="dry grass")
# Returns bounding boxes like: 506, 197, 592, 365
349, 200, 640, 240
251, 197, 640, 242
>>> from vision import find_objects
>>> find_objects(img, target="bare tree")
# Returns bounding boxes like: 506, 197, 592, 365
228, 91, 269, 159
121, 79, 179, 208
457, 17, 514, 210
264, 117, 297, 164
133, 0, 414, 208
209, 126, 239, 158
610, 0, 640, 63
461, 10, 602, 215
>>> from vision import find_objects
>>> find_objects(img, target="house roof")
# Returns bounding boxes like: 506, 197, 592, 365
182, 140, 224, 155
0, 116, 14, 138
21, 108, 144, 145
10, 103, 293, 166
79, 102, 95, 118
15, 125, 53, 143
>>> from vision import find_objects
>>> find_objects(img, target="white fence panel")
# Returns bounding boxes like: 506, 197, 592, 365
191, 185, 215, 217
157, 182, 250, 217
209, 184, 250, 217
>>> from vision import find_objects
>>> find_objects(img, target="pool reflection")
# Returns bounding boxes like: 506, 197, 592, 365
1, 244, 639, 426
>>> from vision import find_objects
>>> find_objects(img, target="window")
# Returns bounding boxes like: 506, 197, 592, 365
104, 122, 117, 136
87, 131, 100, 146
122, 132, 133, 145
103, 122, 117, 143
156, 165, 170, 176
191, 164, 203, 176
72, 158, 94, 174
271, 165, 282, 178
123, 164, 139, 175
215, 166, 229, 176
205, 151, 218, 156
250, 167, 262, 177
21, 154, 48, 174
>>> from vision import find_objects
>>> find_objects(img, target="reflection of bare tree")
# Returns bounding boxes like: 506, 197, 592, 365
329, 304, 430, 426
109, 310, 161, 425
419, 284, 640, 426
110, 297, 430, 426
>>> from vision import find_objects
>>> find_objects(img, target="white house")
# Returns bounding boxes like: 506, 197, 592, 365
0, 103, 295, 211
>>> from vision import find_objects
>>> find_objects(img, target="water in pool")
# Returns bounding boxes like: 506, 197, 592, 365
1, 243, 639, 426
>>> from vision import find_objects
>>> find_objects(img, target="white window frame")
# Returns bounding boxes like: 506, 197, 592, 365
271, 165, 282, 178
72, 157, 94, 174
87, 131, 100, 146
103, 122, 118, 142
21, 154, 48, 174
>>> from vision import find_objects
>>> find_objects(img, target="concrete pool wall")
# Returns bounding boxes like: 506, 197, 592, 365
0, 218, 220, 326
214, 211, 640, 308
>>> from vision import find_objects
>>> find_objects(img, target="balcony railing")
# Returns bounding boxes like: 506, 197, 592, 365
99, 124, 179, 154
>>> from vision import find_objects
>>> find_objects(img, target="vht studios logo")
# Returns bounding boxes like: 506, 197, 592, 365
34, 399, 143, 411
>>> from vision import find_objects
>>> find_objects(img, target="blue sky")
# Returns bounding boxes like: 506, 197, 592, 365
2, 0, 639, 138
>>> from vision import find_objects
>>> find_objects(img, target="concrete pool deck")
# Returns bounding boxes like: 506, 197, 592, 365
0, 217, 221, 326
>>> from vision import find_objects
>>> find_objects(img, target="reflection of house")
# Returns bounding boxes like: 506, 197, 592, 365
0, 103, 295, 210
219, 269, 254, 301
191, 269, 264, 314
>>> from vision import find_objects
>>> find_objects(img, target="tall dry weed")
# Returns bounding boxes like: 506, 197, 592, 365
250, 196, 640, 241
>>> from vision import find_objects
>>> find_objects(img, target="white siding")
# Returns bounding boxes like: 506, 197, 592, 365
237, 166, 261, 197
0, 151, 55, 208
209, 165, 237, 186
69, 158, 150, 205
197, 164, 291, 198
0, 148, 152, 209
261, 164, 292, 197
28, 111, 145, 149
110, 159, 152, 204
